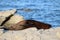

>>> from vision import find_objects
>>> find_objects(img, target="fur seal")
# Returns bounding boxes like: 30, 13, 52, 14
5, 20, 51, 30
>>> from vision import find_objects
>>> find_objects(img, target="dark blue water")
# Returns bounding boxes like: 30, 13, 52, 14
0, 0, 60, 28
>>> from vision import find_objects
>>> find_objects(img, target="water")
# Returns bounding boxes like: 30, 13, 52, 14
0, 0, 60, 27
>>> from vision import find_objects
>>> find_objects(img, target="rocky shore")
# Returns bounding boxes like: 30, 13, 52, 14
0, 27, 60, 40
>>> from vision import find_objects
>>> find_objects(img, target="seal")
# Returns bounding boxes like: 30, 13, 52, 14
7, 20, 52, 30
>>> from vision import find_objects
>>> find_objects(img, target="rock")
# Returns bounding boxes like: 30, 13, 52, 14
3, 14, 24, 30
0, 17, 5, 25
0, 9, 16, 17
0, 27, 60, 40
38, 28, 60, 40
0, 9, 16, 25
0, 27, 41, 40
0, 29, 4, 35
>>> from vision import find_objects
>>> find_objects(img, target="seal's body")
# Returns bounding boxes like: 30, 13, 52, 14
8, 20, 52, 30
24, 20, 52, 29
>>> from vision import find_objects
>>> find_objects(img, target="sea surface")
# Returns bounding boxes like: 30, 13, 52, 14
0, 0, 60, 28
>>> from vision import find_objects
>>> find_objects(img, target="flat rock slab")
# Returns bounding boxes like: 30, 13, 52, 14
0, 27, 60, 40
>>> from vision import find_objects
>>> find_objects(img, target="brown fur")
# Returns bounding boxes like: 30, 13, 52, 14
23, 20, 52, 29
4, 20, 52, 30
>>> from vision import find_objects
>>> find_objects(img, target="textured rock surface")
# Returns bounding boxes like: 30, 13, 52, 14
0, 17, 5, 25
4, 14, 24, 29
0, 27, 60, 40
0, 9, 16, 17
0, 9, 16, 25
